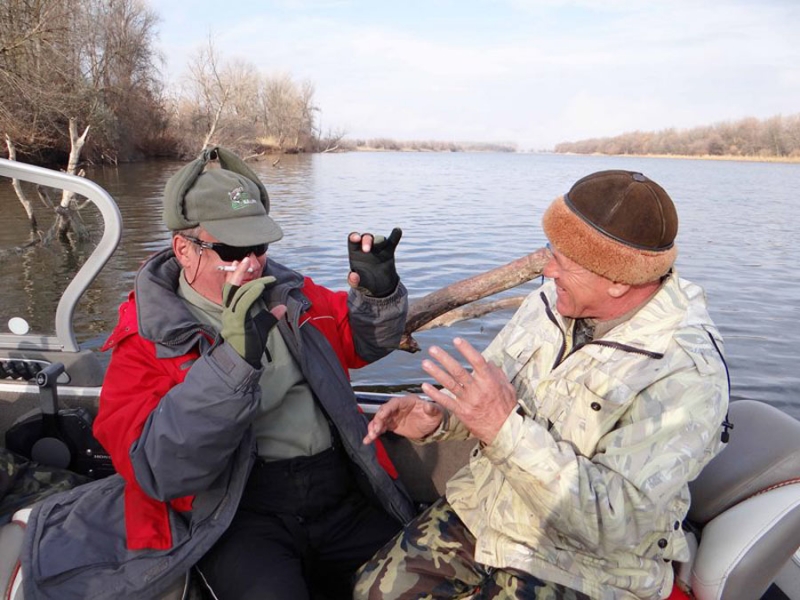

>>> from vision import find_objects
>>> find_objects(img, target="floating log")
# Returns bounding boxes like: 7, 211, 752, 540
414, 296, 527, 332
400, 246, 550, 352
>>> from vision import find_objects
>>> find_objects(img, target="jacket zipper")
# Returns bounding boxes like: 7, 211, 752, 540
540, 291, 665, 370
541, 291, 567, 370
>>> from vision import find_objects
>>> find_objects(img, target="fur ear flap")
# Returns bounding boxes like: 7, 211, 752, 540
211, 147, 270, 214
162, 155, 208, 231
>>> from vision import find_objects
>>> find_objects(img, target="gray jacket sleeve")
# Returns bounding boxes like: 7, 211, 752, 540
129, 342, 261, 501
348, 281, 408, 362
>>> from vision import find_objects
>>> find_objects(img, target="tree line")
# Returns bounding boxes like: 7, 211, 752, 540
344, 139, 517, 152
554, 114, 800, 159
3, 0, 798, 168
0, 0, 333, 167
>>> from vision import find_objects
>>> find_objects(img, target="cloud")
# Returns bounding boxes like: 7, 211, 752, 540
149, 0, 800, 148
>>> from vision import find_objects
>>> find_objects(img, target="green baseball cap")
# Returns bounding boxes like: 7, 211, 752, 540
162, 147, 283, 246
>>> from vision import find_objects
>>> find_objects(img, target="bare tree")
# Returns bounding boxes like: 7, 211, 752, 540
223, 59, 261, 145
177, 38, 264, 153
2, 3, 330, 162
0, 0, 164, 164
259, 73, 294, 150
0, 0, 73, 153
75, 0, 165, 161
185, 37, 230, 149
257, 73, 317, 152
53, 118, 91, 239
293, 79, 317, 150
317, 127, 348, 153
5, 117, 91, 246
4, 135, 40, 235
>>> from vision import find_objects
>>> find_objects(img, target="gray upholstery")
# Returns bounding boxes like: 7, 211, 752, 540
687, 400, 800, 600
0, 516, 24, 600
689, 400, 800, 525
692, 484, 800, 600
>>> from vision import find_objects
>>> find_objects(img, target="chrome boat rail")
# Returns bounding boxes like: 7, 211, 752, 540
0, 158, 122, 354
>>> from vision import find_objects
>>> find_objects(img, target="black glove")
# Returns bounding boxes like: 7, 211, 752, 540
221, 277, 279, 367
348, 228, 402, 298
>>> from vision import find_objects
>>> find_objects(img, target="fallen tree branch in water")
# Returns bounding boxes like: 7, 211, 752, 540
400, 247, 550, 352
415, 296, 527, 331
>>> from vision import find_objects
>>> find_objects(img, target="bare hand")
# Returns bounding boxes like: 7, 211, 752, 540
363, 394, 444, 445
421, 337, 517, 445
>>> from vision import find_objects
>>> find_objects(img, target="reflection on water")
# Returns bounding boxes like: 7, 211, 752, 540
1, 154, 799, 417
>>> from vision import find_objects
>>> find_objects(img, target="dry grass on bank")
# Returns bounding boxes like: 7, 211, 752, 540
560, 152, 800, 164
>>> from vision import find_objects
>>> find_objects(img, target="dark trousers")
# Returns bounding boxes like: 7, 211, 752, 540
197, 445, 402, 600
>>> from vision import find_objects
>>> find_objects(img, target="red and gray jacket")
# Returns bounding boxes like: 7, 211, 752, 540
21, 250, 414, 600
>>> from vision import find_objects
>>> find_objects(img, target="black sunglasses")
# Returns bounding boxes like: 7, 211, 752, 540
183, 236, 268, 262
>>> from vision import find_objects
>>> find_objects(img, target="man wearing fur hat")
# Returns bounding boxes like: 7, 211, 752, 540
356, 170, 729, 599
19, 148, 415, 600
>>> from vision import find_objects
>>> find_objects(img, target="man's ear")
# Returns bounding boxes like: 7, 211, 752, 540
172, 235, 193, 268
607, 281, 631, 299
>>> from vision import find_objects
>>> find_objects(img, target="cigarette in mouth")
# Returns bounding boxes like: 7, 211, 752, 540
216, 265, 255, 273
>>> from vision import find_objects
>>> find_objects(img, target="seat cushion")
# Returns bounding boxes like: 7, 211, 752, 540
689, 400, 800, 524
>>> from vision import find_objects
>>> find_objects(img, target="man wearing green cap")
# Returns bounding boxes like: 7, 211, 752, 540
355, 171, 730, 600
19, 148, 415, 600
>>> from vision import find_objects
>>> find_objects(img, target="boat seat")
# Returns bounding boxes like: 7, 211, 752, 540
0, 509, 26, 600
380, 432, 475, 505
676, 399, 800, 600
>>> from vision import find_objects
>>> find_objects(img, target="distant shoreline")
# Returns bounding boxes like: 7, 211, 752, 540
345, 147, 800, 163
553, 152, 800, 164
351, 146, 512, 153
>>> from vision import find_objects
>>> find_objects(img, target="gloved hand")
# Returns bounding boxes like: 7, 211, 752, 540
221, 276, 279, 367
348, 228, 402, 298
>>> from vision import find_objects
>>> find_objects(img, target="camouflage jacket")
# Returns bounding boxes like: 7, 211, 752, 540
437, 273, 729, 600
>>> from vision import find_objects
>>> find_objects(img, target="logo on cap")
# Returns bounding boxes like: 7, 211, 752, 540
229, 186, 257, 210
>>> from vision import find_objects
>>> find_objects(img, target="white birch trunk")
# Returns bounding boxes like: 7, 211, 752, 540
4, 136, 39, 230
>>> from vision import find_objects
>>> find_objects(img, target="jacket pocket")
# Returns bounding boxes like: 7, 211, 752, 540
31, 479, 130, 581
539, 378, 629, 456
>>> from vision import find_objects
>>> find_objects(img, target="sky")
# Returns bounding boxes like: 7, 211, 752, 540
148, 0, 800, 151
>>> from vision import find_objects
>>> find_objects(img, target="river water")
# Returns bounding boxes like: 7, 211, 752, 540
1, 153, 799, 418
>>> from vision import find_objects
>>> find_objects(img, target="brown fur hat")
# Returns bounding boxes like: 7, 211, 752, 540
542, 170, 678, 285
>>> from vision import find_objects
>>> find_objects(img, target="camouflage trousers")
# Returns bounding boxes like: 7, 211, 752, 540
354, 497, 591, 600
0, 448, 89, 524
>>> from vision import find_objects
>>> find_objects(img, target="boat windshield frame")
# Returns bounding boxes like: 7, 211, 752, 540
0, 158, 122, 353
